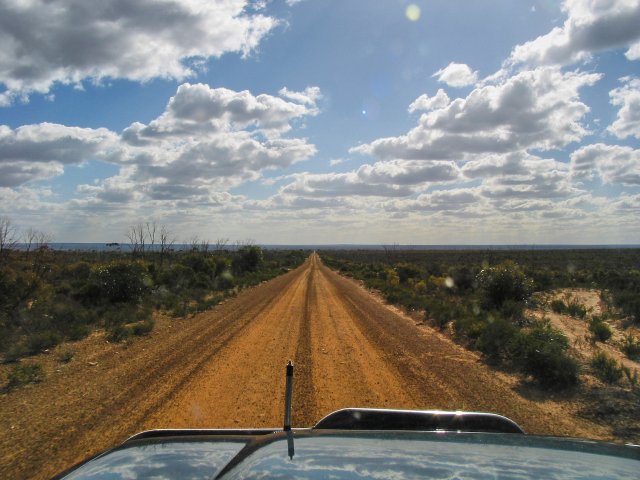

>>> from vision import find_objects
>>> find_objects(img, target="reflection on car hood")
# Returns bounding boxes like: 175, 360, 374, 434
57, 430, 640, 480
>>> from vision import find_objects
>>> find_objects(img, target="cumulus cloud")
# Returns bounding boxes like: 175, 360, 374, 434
627, 40, 640, 60
385, 188, 483, 214
272, 159, 460, 202
0, 123, 121, 185
607, 77, 640, 139
0, 83, 319, 197
432, 63, 479, 87
571, 143, 640, 185
508, 0, 640, 67
123, 83, 319, 144
408, 89, 450, 113
117, 83, 320, 193
353, 68, 600, 161
0, 0, 278, 105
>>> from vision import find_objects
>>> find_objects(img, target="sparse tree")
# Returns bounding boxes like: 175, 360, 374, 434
146, 221, 157, 252
159, 224, 176, 266
126, 223, 147, 257
214, 238, 229, 253
0, 216, 19, 261
24, 228, 52, 255
187, 235, 200, 252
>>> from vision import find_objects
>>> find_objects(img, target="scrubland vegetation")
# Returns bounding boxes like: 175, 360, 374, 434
0, 217, 307, 385
320, 248, 640, 390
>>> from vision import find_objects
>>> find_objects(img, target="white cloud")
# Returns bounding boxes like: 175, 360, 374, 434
508, 0, 640, 67
627, 40, 640, 60
571, 143, 640, 185
353, 68, 600, 161
432, 63, 479, 88
408, 89, 450, 113
278, 86, 322, 106
0, 123, 121, 185
0, 0, 278, 105
607, 77, 640, 139
385, 188, 483, 213
0, 83, 319, 196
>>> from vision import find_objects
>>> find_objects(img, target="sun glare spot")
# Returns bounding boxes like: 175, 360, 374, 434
405, 4, 421, 21
361, 109, 367, 116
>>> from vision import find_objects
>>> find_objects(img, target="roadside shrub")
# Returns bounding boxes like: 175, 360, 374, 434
50, 302, 94, 340
106, 324, 132, 342
621, 366, 638, 389
396, 263, 421, 284
512, 321, 579, 388
425, 298, 462, 330
92, 261, 150, 303
57, 349, 75, 363
591, 351, 623, 384
589, 317, 612, 342
233, 245, 263, 273
131, 319, 154, 336
476, 261, 533, 310
551, 299, 566, 314
622, 335, 640, 360
475, 316, 517, 363
6, 363, 44, 390
566, 301, 587, 319
27, 331, 62, 353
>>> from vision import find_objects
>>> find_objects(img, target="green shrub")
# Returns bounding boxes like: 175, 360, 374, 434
591, 351, 623, 384
566, 301, 587, 319
92, 261, 150, 303
476, 261, 533, 310
6, 363, 44, 390
425, 298, 462, 329
106, 324, 132, 342
551, 299, 566, 314
27, 331, 62, 353
589, 318, 612, 342
621, 366, 638, 389
622, 335, 640, 360
475, 316, 518, 362
512, 321, 580, 388
131, 319, 154, 336
233, 245, 263, 273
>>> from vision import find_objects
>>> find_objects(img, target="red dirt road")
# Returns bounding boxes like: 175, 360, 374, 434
0, 253, 609, 479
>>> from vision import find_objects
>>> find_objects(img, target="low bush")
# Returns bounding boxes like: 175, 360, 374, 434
591, 351, 623, 384
512, 321, 579, 388
475, 316, 517, 362
589, 317, 613, 342
551, 299, 566, 314
131, 319, 154, 336
622, 335, 640, 360
6, 363, 44, 390
622, 366, 638, 389
566, 301, 588, 319
27, 331, 62, 354
57, 349, 75, 363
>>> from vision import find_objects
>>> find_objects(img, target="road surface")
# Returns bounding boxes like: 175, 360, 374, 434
0, 253, 607, 479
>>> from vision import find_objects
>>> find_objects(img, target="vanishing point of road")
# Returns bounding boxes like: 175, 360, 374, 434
0, 253, 606, 479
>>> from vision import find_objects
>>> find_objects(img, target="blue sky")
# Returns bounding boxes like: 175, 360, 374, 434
0, 0, 639, 244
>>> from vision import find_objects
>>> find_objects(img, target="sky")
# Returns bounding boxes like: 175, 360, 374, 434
0, 0, 639, 244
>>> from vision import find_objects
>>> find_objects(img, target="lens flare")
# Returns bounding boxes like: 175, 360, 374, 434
405, 4, 421, 21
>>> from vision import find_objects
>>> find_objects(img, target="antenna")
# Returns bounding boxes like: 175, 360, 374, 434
283, 360, 294, 431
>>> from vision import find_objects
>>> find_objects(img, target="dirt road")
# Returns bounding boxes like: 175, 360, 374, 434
0, 253, 609, 479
